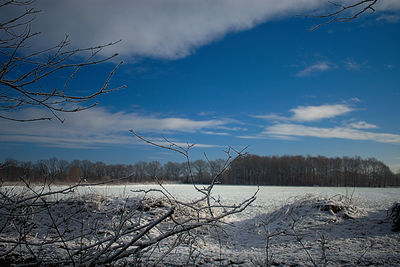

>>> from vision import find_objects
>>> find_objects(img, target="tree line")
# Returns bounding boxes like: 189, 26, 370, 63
226, 155, 398, 187
1, 155, 399, 187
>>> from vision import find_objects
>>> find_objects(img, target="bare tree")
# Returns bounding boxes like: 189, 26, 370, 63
0, 0, 125, 122
145, 161, 163, 179
192, 159, 210, 183
164, 161, 181, 181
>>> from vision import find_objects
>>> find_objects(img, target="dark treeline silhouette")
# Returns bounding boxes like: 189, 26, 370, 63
1, 155, 399, 187
227, 155, 398, 187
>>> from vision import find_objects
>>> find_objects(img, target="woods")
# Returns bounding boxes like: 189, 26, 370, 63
227, 155, 397, 187
1, 155, 398, 187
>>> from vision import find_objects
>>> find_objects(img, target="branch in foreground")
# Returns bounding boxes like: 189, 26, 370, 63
0, 133, 256, 265
0, 0, 126, 122
303, 0, 378, 30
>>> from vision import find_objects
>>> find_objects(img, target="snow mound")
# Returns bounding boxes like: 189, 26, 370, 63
1, 190, 399, 266
260, 194, 365, 231
209, 194, 399, 266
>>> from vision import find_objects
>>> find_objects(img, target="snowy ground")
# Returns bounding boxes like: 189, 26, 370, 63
202, 195, 400, 266
0, 185, 399, 266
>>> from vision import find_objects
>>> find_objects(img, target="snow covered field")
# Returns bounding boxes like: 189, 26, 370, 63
91, 185, 400, 266
1, 184, 399, 266
88, 184, 400, 213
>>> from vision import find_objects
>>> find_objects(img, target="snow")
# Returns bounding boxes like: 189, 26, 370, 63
209, 194, 400, 266
1, 184, 399, 266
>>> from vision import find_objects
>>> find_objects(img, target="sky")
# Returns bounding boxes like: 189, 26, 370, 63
1, 0, 400, 172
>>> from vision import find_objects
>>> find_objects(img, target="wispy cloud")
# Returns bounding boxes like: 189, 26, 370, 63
253, 114, 289, 122
375, 1, 400, 11
248, 102, 399, 144
376, 14, 400, 23
296, 61, 332, 77
238, 134, 297, 141
348, 121, 378, 129
290, 104, 353, 121
0, 108, 236, 148
384, 64, 395, 70
201, 131, 230, 136
255, 104, 353, 122
198, 111, 216, 117
263, 123, 400, 144
344, 58, 363, 71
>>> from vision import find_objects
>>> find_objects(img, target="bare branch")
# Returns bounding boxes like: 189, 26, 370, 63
0, 134, 256, 265
0, 0, 125, 122
303, 0, 378, 31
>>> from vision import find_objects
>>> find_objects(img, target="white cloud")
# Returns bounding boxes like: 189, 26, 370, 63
198, 111, 216, 117
238, 134, 297, 141
201, 131, 230, 136
0, 108, 235, 148
249, 102, 400, 144
376, 14, 400, 23
291, 104, 352, 122
236, 135, 264, 140
254, 104, 354, 123
5, 0, 326, 60
4, 1, 400, 61
350, 97, 361, 103
348, 121, 378, 129
344, 58, 362, 70
253, 114, 289, 121
263, 123, 400, 144
375, 1, 400, 12
290, 104, 353, 122
384, 64, 395, 70
296, 61, 332, 77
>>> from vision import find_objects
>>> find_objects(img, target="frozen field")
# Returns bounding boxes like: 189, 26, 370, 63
1, 184, 399, 266
81, 184, 400, 205
85, 184, 400, 216
84, 184, 400, 265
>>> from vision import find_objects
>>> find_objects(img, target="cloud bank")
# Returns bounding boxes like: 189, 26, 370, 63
3, 0, 399, 61
249, 103, 400, 144
263, 123, 400, 144
7, 0, 326, 59
0, 108, 237, 148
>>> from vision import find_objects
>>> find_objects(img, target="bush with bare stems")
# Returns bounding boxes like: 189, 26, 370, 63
0, 132, 257, 266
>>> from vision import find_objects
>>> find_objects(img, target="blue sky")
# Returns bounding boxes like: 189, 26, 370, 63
1, 0, 400, 172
